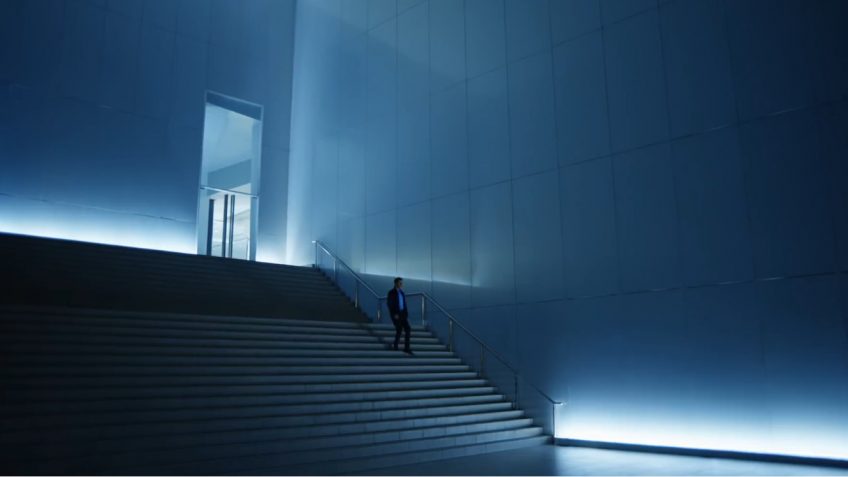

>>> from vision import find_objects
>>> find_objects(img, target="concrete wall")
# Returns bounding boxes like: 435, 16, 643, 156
0, 0, 295, 262
287, 0, 848, 459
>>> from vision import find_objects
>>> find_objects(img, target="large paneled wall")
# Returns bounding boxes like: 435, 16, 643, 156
0, 0, 294, 261
287, 0, 848, 458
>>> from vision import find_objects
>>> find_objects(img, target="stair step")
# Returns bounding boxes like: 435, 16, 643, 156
103, 412, 528, 454
5, 379, 491, 401
0, 306, 426, 331
0, 313, 433, 337
186, 420, 534, 467
3, 383, 495, 412
0, 323, 440, 344
4, 354, 462, 366
116, 427, 547, 475
3, 404, 521, 445
17, 258, 326, 281
11, 255, 333, 284
1, 305, 367, 323
46, 272, 343, 292
0, 342, 455, 359
0, 334, 448, 351
1, 390, 504, 419
4, 411, 532, 459
4, 364, 472, 377
22, 286, 355, 304
34, 270, 351, 290
4, 371, 480, 388
275, 435, 550, 476
365, 323, 430, 331
13, 420, 541, 474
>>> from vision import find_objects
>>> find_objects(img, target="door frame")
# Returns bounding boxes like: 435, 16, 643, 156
195, 91, 264, 261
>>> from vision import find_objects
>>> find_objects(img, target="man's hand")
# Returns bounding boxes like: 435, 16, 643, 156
393, 314, 399, 321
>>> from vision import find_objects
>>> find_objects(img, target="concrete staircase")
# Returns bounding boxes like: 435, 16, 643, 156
0, 235, 548, 475
0, 308, 547, 475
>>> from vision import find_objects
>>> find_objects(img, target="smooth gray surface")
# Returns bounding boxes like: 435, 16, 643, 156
0, 0, 295, 258
354, 444, 848, 476
286, 0, 848, 459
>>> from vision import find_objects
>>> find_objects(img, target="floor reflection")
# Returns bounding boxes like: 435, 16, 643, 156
353, 444, 847, 476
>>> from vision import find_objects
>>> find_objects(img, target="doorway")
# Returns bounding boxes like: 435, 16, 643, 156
197, 92, 263, 261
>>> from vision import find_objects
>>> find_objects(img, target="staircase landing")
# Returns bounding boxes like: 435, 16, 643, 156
0, 233, 365, 322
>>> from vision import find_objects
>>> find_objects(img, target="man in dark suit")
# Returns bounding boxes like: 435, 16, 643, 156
386, 277, 412, 355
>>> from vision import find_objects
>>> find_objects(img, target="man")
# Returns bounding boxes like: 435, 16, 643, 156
386, 277, 412, 355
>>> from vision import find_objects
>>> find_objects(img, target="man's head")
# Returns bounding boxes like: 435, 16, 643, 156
394, 277, 403, 289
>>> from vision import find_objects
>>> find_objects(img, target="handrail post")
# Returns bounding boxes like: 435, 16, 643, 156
354, 281, 359, 309
552, 402, 557, 438
514, 374, 519, 410
313, 241, 318, 268
376, 300, 381, 322
448, 319, 454, 352
479, 343, 484, 376
333, 257, 338, 283
421, 296, 426, 327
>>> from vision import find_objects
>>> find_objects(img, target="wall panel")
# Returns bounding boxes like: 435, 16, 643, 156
286, 0, 848, 459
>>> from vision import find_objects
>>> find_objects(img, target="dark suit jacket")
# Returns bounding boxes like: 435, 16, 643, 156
386, 288, 408, 319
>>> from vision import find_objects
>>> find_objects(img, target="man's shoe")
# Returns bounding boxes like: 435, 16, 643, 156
403, 349, 414, 355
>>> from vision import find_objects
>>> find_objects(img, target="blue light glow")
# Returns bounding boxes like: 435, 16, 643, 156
556, 406, 848, 461
256, 244, 286, 265
0, 195, 196, 254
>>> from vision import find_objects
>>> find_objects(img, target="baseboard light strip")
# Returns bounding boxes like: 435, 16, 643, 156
555, 438, 848, 469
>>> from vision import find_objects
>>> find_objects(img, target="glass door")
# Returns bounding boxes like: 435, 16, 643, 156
201, 188, 257, 260
196, 91, 263, 260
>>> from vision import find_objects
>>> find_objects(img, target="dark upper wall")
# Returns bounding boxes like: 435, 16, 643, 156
288, 0, 848, 459
0, 0, 295, 262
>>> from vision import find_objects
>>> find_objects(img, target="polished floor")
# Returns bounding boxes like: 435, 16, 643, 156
353, 445, 848, 476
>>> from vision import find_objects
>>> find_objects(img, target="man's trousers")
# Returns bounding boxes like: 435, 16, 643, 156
392, 315, 411, 351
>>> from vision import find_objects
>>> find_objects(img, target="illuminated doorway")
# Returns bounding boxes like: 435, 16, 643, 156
196, 92, 262, 260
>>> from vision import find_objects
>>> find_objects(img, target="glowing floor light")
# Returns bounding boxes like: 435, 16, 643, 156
555, 405, 848, 462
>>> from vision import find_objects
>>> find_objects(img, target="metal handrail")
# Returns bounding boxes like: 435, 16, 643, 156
418, 291, 562, 405
312, 240, 382, 313
312, 240, 565, 434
